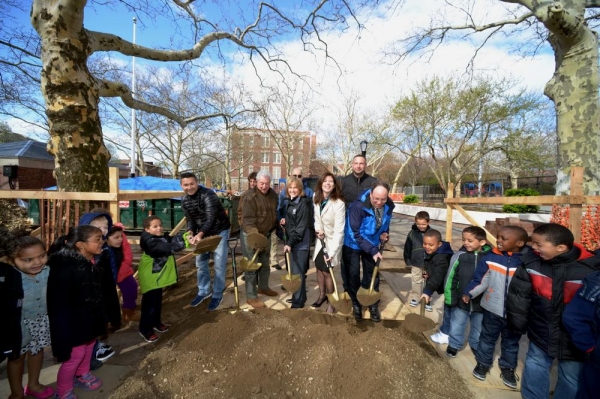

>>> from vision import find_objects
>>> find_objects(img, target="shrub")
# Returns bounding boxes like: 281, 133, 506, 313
502, 188, 540, 213
403, 194, 419, 204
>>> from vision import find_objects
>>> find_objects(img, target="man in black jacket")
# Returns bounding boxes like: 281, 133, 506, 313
339, 155, 377, 207
180, 172, 231, 311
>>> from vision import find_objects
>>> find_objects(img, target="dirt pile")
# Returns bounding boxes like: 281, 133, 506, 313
112, 308, 472, 399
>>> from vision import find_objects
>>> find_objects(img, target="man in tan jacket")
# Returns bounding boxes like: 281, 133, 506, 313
240, 170, 279, 308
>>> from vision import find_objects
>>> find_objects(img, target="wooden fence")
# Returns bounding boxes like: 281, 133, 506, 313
444, 167, 600, 246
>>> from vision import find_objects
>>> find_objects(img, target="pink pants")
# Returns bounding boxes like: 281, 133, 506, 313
56, 340, 95, 396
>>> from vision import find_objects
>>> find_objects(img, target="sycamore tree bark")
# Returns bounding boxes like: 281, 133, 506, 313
391, 0, 600, 195
30, 0, 373, 191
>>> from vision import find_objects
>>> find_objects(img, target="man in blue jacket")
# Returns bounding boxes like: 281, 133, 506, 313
342, 180, 394, 322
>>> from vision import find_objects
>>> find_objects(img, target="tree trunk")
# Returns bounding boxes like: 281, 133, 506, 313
510, 170, 519, 189
31, 0, 110, 192
540, 2, 600, 195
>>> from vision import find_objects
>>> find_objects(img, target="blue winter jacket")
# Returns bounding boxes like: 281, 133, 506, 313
343, 189, 394, 256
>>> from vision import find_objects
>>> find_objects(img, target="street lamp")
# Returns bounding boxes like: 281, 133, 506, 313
130, 17, 137, 178
360, 140, 368, 157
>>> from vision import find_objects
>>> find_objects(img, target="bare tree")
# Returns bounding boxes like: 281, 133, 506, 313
28, 0, 380, 191
388, 0, 600, 195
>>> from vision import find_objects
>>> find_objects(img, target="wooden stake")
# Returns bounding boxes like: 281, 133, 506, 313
445, 183, 454, 243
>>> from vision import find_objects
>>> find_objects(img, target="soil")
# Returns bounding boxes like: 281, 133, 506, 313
110, 260, 473, 399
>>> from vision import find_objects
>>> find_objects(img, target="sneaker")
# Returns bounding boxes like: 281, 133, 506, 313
446, 346, 458, 358
24, 385, 55, 399
272, 264, 282, 270
409, 299, 419, 307
89, 358, 103, 371
190, 293, 212, 307
98, 342, 112, 351
139, 331, 159, 343
95, 345, 115, 362
425, 303, 433, 312
500, 367, 519, 389
153, 323, 170, 333
472, 362, 490, 381
54, 390, 77, 399
73, 373, 102, 391
430, 331, 449, 344
208, 297, 223, 311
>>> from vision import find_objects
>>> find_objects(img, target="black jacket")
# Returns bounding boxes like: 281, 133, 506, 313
284, 196, 313, 251
423, 242, 454, 296
182, 186, 230, 237
403, 224, 430, 267
507, 244, 600, 361
0, 261, 22, 362
339, 173, 377, 207
47, 249, 115, 362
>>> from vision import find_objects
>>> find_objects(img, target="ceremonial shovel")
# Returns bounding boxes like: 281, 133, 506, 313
357, 242, 386, 307
320, 239, 352, 314
240, 232, 269, 271
280, 232, 302, 293
227, 238, 240, 310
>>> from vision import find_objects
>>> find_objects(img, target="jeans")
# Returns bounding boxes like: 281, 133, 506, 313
521, 342, 584, 399
242, 231, 271, 299
440, 304, 452, 335
140, 288, 163, 335
341, 246, 379, 307
475, 309, 520, 369
448, 307, 482, 350
195, 229, 230, 299
290, 249, 309, 307
56, 340, 95, 396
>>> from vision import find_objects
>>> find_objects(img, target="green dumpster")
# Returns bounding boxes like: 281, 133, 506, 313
27, 199, 40, 225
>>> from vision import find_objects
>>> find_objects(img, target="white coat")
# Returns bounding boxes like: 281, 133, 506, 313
312, 198, 346, 267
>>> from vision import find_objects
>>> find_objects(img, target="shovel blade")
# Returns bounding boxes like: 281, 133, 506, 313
402, 313, 437, 333
327, 291, 352, 314
356, 287, 383, 307
241, 258, 262, 271
280, 274, 302, 293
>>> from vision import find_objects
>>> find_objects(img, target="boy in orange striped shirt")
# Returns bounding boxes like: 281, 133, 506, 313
463, 226, 529, 389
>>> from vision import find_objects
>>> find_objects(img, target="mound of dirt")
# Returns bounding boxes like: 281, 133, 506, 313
112, 308, 472, 399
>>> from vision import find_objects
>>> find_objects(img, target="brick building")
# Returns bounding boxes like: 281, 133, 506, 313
230, 128, 317, 192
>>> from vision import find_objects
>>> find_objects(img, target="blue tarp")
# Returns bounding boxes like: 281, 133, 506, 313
45, 176, 226, 193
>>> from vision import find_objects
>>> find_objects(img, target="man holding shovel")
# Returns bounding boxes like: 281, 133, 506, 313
180, 172, 231, 311
342, 181, 394, 322
240, 170, 279, 308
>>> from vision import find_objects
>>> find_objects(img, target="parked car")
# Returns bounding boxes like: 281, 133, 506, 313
463, 182, 478, 197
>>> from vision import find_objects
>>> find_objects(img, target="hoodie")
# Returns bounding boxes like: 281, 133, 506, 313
422, 241, 454, 297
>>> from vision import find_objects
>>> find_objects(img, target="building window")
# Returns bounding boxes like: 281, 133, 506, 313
272, 166, 281, 180
262, 134, 270, 147
262, 152, 269, 163
248, 136, 254, 147
297, 139, 304, 150
273, 152, 281, 164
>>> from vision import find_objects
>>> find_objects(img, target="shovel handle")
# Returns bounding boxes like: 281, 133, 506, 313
367, 242, 386, 293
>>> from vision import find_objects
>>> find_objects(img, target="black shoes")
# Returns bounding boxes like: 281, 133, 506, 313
311, 297, 328, 308
353, 305, 363, 321
472, 362, 490, 381
369, 306, 381, 322
500, 367, 519, 389
446, 346, 458, 358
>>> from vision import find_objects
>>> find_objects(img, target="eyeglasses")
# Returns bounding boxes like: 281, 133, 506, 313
292, 174, 302, 178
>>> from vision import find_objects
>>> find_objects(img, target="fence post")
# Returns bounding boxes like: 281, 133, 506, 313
109, 167, 120, 223
446, 182, 454, 243
569, 167, 583, 243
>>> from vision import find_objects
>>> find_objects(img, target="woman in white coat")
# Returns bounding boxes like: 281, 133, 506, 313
312, 172, 346, 313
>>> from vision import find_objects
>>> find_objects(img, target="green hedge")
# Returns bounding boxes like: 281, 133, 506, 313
403, 194, 419, 204
502, 188, 540, 213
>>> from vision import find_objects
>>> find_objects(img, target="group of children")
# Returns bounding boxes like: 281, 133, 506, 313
404, 211, 600, 398
1, 212, 183, 399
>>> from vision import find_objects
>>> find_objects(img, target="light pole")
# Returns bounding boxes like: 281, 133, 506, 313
360, 140, 368, 157
130, 17, 137, 178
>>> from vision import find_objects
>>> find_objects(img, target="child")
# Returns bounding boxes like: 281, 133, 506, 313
404, 211, 431, 307
106, 225, 138, 322
443, 226, 491, 356
47, 225, 112, 399
78, 210, 121, 367
138, 216, 186, 343
0, 228, 22, 367
5, 231, 55, 399
419, 229, 454, 339
507, 223, 600, 399
464, 225, 529, 390
563, 270, 600, 399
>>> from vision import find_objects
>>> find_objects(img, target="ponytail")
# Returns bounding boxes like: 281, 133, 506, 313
48, 225, 102, 256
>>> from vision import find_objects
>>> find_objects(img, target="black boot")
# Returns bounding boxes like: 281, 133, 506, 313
353, 305, 363, 321
369, 305, 381, 322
